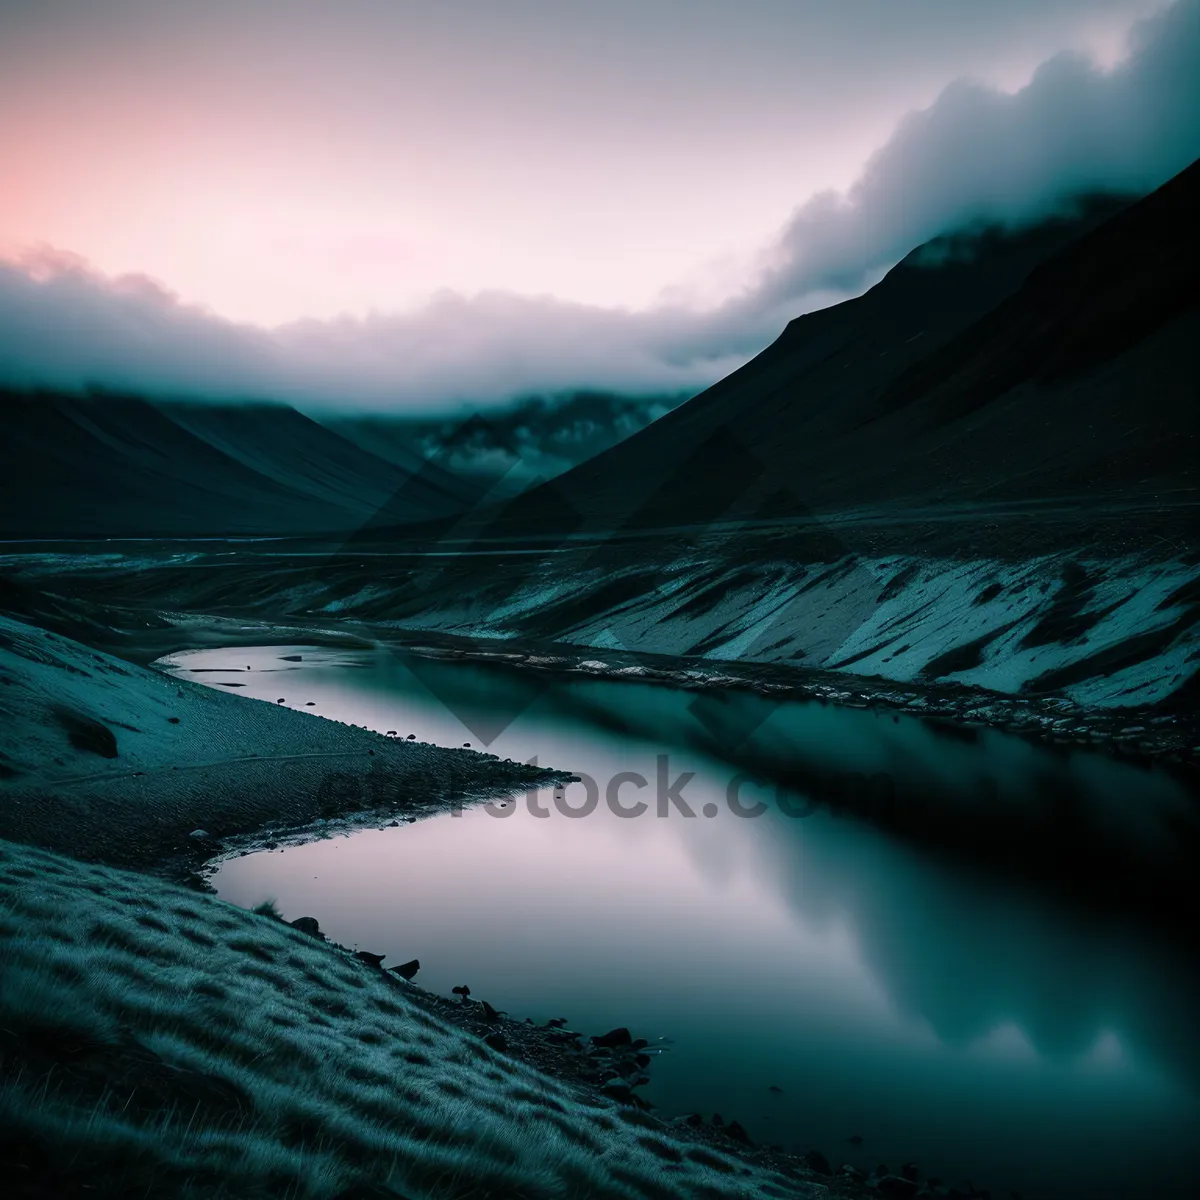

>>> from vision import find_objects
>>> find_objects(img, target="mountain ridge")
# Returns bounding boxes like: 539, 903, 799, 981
471, 178, 1193, 541
0, 390, 476, 539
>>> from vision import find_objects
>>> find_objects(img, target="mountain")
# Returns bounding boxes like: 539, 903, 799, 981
320, 390, 689, 500
3, 167, 1196, 712
300, 165, 1196, 713
476, 179, 1194, 543
0, 392, 477, 540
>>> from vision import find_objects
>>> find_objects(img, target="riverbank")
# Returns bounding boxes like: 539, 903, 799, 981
4, 610, 1195, 1197
0, 609, 898, 1198
41, 593, 1197, 940
6, 534, 1199, 765
4, 561, 1197, 764
0, 613, 570, 878
16, 581, 1196, 765
241, 905, 927, 1198
389, 629, 1200, 764
1, 837, 877, 1200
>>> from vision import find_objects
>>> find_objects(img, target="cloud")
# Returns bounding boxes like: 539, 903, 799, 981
1, 0, 1198, 415
755, 0, 1200, 303
0, 249, 762, 413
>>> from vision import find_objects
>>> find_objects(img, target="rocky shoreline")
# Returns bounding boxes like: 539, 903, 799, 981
242, 905, 974, 1200
2, 601, 1164, 1197
4, 575, 1195, 765
0, 610, 576, 877
114, 604, 1200, 765
4, 836, 862, 1200
391, 632, 1199, 766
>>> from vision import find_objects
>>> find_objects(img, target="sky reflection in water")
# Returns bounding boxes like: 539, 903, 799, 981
163, 644, 1200, 1200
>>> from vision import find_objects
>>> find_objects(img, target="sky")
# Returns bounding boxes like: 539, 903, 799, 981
1, 0, 1199, 416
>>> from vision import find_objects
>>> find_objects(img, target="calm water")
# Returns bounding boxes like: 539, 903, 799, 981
162, 643, 1200, 1200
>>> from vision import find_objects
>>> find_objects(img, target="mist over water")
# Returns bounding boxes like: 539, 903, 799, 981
167, 645, 1200, 1200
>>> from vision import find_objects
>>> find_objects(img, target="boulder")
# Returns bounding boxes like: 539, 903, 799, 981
803, 1151, 832, 1176
590, 1027, 633, 1049
723, 1121, 752, 1146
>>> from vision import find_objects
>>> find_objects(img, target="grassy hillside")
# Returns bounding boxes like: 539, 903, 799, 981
0, 837, 849, 1200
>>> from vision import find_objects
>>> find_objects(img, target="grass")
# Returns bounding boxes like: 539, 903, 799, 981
0, 837, 820, 1200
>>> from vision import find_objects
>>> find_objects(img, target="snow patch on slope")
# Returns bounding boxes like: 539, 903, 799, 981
379, 553, 1199, 708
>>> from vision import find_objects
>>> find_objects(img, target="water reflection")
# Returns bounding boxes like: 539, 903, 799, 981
163, 644, 1200, 1200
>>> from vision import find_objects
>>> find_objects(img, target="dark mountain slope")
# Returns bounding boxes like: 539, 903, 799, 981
881, 155, 1200, 416
480, 176, 1195, 540
313, 411, 462, 479
0, 392, 475, 539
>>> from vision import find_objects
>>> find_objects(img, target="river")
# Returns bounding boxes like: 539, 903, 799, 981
160, 642, 1200, 1200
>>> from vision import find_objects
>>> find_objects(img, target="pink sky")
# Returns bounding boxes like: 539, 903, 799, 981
0, 0, 1163, 327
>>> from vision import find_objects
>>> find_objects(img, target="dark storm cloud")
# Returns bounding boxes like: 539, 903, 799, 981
1, 0, 1198, 415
